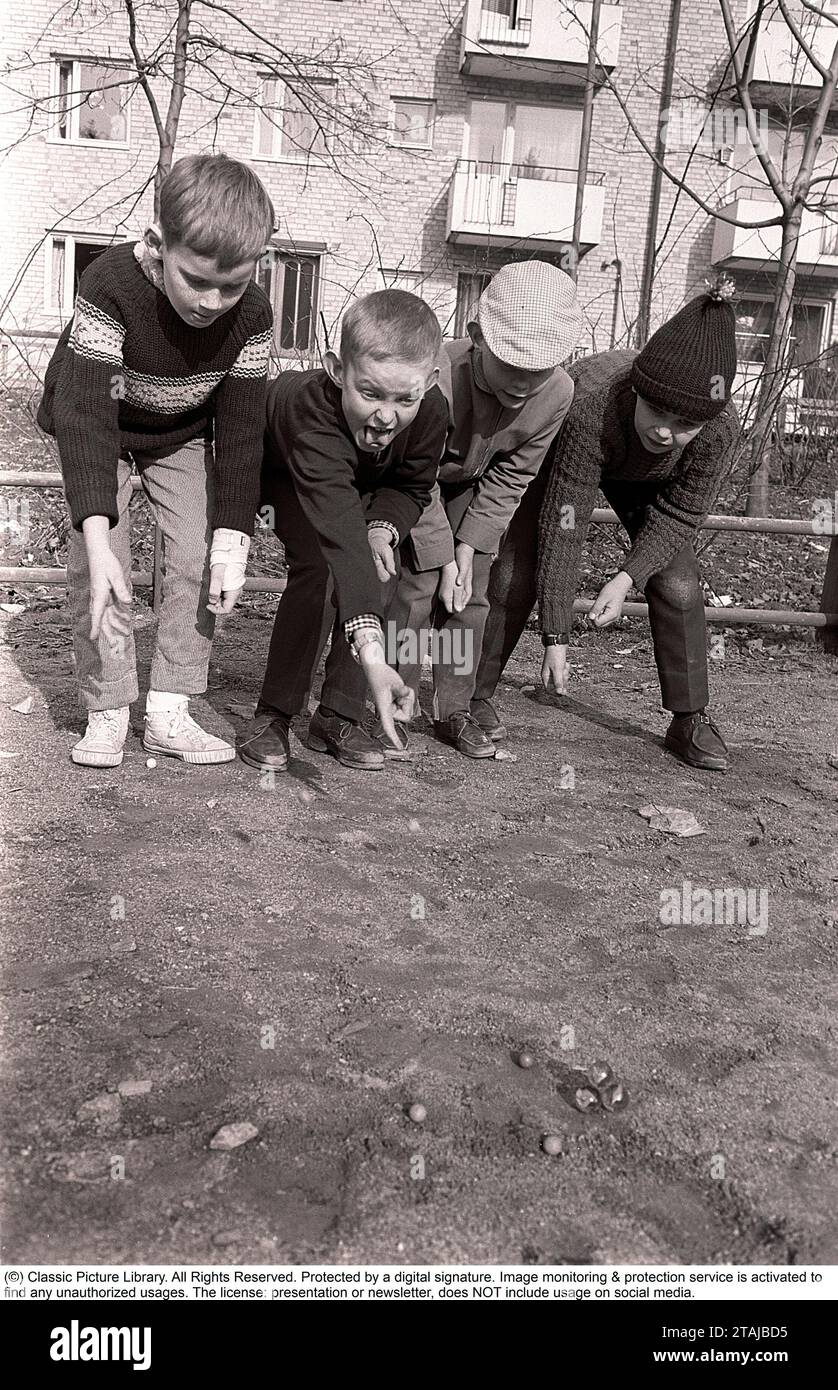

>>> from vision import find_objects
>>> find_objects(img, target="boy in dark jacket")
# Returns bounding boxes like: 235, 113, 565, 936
237, 290, 448, 772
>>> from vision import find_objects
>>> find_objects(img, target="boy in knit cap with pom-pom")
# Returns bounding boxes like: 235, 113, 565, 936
471, 280, 740, 771
390, 260, 582, 760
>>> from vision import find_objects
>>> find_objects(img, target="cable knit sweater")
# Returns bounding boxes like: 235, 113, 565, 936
537, 349, 740, 634
37, 242, 273, 534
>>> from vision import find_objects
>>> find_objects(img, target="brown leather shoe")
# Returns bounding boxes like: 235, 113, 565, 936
306, 707, 384, 770
237, 707, 290, 771
434, 711, 497, 759
470, 697, 507, 741
664, 711, 729, 771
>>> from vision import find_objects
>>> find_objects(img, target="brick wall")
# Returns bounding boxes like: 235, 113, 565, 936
3, 0, 836, 379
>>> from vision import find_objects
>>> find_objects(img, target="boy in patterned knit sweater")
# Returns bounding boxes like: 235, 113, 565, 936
37, 154, 274, 767
472, 285, 740, 770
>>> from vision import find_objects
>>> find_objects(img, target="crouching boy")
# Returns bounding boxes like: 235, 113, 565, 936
37, 154, 275, 767
391, 261, 582, 758
237, 290, 448, 772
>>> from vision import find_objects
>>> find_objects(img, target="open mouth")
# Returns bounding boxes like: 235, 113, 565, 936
364, 426, 394, 445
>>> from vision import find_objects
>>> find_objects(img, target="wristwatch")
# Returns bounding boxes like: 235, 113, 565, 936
542, 632, 569, 647
350, 628, 385, 664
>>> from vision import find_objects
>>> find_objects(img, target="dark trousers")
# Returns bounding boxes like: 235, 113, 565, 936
258, 463, 398, 724
474, 468, 710, 713
391, 483, 495, 721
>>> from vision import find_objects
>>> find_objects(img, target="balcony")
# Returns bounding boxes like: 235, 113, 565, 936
711, 196, 838, 276
749, 17, 838, 105
446, 158, 605, 251
459, 0, 623, 85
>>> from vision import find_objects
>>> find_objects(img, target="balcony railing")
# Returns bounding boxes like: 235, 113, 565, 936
479, 1, 533, 45
456, 156, 603, 227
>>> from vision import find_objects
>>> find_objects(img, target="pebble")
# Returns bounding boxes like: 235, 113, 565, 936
574, 1086, 600, 1113
408, 1103, 427, 1124
494, 747, 518, 762
146, 758, 157, 768
517, 1051, 534, 1069
542, 1134, 563, 1156
589, 1060, 614, 1088
521, 684, 536, 694
600, 1082, 630, 1113
408, 818, 422, 832
210, 1121, 260, 1151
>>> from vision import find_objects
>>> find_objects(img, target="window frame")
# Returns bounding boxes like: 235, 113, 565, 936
453, 270, 493, 337
47, 56, 132, 149
378, 268, 425, 296
388, 97, 436, 151
462, 97, 583, 175
257, 244, 325, 358
253, 76, 335, 165
44, 232, 120, 314
733, 291, 832, 368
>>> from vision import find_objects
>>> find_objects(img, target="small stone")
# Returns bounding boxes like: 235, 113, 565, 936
210, 1121, 259, 1151
146, 758, 157, 769
408, 818, 422, 832
76, 1092, 122, 1132
542, 1134, 563, 1156
521, 684, 536, 694
206, 798, 218, 809
494, 747, 518, 762
11, 695, 34, 714
588, 1060, 615, 1088
517, 1051, 535, 1069
408, 1103, 427, 1124
600, 1082, 630, 1113
296, 786, 317, 804
574, 1086, 600, 1113
118, 1079, 153, 1098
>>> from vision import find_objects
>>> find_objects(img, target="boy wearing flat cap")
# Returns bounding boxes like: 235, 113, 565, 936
473, 282, 740, 770
391, 260, 582, 759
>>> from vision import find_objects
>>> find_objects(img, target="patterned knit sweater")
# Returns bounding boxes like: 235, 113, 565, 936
37, 243, 273, 534
537, 349, 740, 634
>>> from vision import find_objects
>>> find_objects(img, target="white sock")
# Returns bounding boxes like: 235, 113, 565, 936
146, 690, 189, 715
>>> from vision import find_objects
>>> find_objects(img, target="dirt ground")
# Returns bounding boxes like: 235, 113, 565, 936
1, 602, 837, 1266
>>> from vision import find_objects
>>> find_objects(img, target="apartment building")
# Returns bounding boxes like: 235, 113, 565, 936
3, 0, 838, 423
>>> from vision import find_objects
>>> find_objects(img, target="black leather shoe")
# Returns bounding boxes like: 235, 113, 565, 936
470, 697, 507, 741
237, 707, 290, 770
664, 710, 729, 771
368, 720, 411, 760
434, 711, 497, 759
307, 707, 384, 770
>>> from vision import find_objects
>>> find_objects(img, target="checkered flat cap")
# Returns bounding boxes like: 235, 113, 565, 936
476, 261, 583, 371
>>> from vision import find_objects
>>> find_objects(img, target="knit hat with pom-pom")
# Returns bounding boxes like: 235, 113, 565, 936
631, 277, 737, 421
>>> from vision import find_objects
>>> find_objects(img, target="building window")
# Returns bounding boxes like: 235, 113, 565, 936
379, 268, 425, 295
255, 79, 333, 162
46, 235, 114, 312
52, 58, 130, 144
734, 296, 828, 367
389, 99, 435, 150
454, 271, 492, 336
257, 249, 322, 354
464, 99, 583, 177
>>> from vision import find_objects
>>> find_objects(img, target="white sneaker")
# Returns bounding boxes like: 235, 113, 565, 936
143, 705, 235, 765
72, 708, 130, 768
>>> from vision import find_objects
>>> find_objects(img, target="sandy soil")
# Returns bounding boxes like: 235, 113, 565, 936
1, 605, 837, 1266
